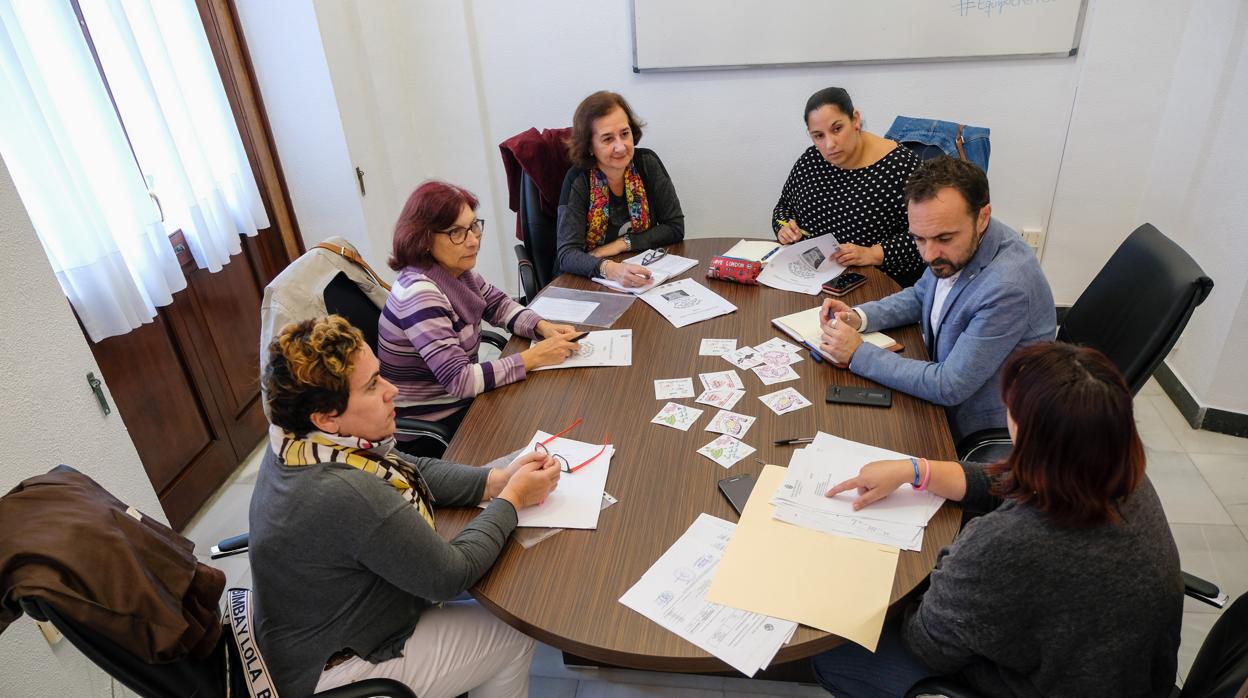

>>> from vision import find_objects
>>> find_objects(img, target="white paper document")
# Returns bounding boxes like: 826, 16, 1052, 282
593, 252, 699, 294
530, 330, 632, 371
638, 278, 736, 328
722, 239, 781, 263
619, 514, 797, 677
484, 430, 613, 529
757, 236, 846, 295
525, 296, 599, 324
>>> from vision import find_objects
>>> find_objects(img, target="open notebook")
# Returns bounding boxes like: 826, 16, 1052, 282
771, 306, 901, 364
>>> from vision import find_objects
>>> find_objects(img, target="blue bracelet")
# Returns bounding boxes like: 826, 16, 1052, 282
909, 457, 921, 487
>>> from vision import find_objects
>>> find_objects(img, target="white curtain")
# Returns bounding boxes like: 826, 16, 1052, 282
0, 0, 269, 342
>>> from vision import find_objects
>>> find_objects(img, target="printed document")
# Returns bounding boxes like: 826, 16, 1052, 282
757, 236, 845, 295
483, 430, 613, 529
593, 252, 698, 294
638, 278, 736, 328
530, 330, 632, 371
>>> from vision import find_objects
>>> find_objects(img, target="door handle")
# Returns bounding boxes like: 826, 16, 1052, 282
87, 372, 111, 416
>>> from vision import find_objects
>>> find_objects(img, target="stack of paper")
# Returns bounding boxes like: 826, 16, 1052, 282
619, 514, 796, 676
757, 236, 846, 295
485, 430, 614, 529
638, 278, 736, 328
770, 432, 944, 551
771, 306, 899, 361
530, 330, 632, 371
593, 252, 698, 294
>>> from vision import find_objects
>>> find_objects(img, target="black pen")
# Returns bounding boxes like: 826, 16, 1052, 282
568, 331, 590, 342
773, 437, 815, 446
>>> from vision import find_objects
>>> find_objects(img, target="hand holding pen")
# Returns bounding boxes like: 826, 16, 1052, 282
775, 218, 808, 245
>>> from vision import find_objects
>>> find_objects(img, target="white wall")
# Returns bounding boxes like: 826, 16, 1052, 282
0, 159, 157, 696
236, 0, 1247, 414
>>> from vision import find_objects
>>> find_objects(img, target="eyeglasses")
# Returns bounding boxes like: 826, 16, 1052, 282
640, 247, 668, 265
533, 418, 610, 474
439, 218, 486, 245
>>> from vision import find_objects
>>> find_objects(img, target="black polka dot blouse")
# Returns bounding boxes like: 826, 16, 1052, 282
772, 144, 925, 286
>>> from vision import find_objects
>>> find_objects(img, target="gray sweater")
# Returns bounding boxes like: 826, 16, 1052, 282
248, 447, 517, 697
903, 463, 1182, 697
555, 148, 685, 278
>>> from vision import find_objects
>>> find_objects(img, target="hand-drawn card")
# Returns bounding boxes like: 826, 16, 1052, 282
759, 387, 812, 415
697, 434, 756, 469
654, 378, 695, 400
705, 410, 756, 438
698, 369, 745, 391
752, 363, 800, 386
758, 349, 801, 367
699, 338, 737, 356
651, 402, 704, 431
695, 388, 746, 410
723, 346, 764, 370
754, 338, 801, 355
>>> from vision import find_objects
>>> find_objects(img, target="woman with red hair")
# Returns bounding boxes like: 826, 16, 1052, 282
811, 341, 1182, 698
378, 180, 580, 453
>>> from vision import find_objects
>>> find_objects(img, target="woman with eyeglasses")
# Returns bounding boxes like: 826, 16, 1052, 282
379, 180, 582, 454
555, 90, 685, 287
252, 315, 560, 697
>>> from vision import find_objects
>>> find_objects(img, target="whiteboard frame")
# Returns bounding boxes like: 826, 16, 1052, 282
629, 0, 1089, 74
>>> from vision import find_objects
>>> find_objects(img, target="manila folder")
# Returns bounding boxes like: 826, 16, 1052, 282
705, 464, 899, 651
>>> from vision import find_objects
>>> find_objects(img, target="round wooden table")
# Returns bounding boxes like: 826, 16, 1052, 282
439, 238, 959, 673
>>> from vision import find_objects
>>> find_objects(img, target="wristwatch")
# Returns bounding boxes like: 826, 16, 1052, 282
623, 234, 633, 252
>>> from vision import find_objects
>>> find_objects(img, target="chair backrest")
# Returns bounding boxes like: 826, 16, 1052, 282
519, 170, 559, 290
21, 597, 230, 698
1180, 593, 1248, 697
324, 271, 384, 354
1058, 223, 1214, 395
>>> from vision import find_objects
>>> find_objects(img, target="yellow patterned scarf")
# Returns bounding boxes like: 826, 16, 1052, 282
270, 426, 435, 528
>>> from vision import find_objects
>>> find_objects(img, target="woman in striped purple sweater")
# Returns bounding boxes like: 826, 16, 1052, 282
378, 181, 581, 452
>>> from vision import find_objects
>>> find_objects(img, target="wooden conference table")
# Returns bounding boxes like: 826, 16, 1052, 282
439, 237, 960, 673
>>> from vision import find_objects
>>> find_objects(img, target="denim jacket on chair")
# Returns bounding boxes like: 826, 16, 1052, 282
885, 116, 991, 174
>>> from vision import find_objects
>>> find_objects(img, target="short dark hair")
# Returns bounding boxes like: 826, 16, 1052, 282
389, 180, 479, 271
804, 87, 854, 125
989, 342, 1146, 527
904, 156, 990, 218
264, 315, 365, 437
566, 91, 646, 170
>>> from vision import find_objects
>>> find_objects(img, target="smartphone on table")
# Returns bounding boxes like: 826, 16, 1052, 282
822, 272, 867, 297
718, 474, 757, 516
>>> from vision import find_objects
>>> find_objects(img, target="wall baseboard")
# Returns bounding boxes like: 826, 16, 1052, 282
1154, 362, 1248, 438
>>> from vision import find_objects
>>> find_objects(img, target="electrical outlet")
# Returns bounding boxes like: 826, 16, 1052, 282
1021, 227, 1045, 258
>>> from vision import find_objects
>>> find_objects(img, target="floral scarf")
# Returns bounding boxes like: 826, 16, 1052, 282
585, 162, 651, 250
269, 425, 436, 528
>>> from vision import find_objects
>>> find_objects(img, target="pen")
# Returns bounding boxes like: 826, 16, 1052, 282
569, 331, 590, 342
773, 437, 815, 446
776, 218, 811, 238
801, 340, 824, 364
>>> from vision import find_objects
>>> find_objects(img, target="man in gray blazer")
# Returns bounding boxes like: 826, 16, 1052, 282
819, 157, 1055, 445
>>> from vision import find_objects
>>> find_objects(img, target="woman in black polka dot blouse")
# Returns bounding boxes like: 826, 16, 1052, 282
772, 87, 925, 287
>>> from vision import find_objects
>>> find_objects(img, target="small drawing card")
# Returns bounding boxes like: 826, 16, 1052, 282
699, 338, 737, 356
651, 402, 704, 431
757, 349, 801, 367
723, 346, 764, 370
697, 434, 756, 469
654, 378, 695, 400
705, 410, 756, 439
754, 337, 801, 355
752, 363, 800, 386
695, 388, 746, 410
698, 369, 745, 392
759, 387, 812, 415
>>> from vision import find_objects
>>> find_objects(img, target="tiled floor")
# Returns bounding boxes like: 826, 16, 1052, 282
183, 377, 1247, 696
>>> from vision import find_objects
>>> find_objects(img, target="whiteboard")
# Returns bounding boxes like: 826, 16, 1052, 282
631, 0, 1089, 72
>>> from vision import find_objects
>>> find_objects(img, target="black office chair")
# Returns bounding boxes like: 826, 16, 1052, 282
904, 587, 1247, 698
956, 223, 1214, 462
323, 271, 507, 454
514, 170, 562, 304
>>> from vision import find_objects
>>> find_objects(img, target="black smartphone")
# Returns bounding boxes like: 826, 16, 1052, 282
821, 272, 867, 297
718, 473, 757, 516
825, 384, 892, 408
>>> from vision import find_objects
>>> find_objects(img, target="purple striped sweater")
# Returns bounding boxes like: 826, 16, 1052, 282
378, 264, 540, 425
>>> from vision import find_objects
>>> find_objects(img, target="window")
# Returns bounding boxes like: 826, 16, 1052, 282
0, 0, 268, 341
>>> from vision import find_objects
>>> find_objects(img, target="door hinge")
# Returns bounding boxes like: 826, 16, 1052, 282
355, 166, 366, 196
87, 372, 111, 416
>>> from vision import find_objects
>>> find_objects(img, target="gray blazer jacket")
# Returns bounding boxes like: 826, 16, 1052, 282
852, 218, 1056, 442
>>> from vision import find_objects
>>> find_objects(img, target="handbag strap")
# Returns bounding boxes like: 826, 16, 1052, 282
225, 588, 280, 698
955, 124, 968, 162
313, 242, 391, 291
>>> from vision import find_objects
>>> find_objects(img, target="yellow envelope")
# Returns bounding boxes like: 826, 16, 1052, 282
705, 464, 899, 651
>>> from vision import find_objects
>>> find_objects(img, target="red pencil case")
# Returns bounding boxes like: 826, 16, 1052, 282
706, 256, 762, 285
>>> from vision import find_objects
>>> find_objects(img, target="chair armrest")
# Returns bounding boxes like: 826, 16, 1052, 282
905, 677, 987, 698
481, 330, 508, 351
1184, 571, 1229, 608
210, 532, 250, 560
311, 677, 416, 698
956, 428, 1013, 463
394, 416, 452, 447
515, 243, 537, 305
